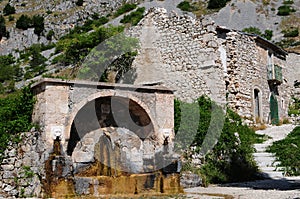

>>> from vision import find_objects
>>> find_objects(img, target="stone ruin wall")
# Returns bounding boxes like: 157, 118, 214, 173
226, 31, 291, 122
128, 8, 295, 122
225, 31, 263, 120
0, 131, 45, 198
272, 52, 292, 120
287, 53, 300, 98
128, 8, 226, 104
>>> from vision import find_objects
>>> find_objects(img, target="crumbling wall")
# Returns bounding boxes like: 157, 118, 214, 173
128, 8, 294, 123
225, 31, 291, 123
128, 8, 226, 104
0, 130, 46, 198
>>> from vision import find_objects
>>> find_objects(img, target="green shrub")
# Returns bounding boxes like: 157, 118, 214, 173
114, 3, 137, 18
120, 7, 145, 26
275, 38, 295, 48
283, 28, 299, 37
8, 15, 14, 21
0, 15, 7, 40
283, 0, 294, 4
175, 96, 263, 184
32, 15, 44, 36
55, 26, 125, 65
267, 126, 300, 176
263, 29, 273, 40
288, 97, 300, 116
24, 44, 47, 79
177, 1, 194, 12
207, 0, 230, 9
76, 0, 84, 6
78, 32, 139, 81
46, 30, 55, 40
0, 86, 35, 161
242, 27, 273, 40
277, 5, 295, 16
3, 3, 16, 16
242, 27, 262, 35
16, 14, 44, 36
0, 54, 21, 83
60, 16, 109, 40
16, 14, 32, 30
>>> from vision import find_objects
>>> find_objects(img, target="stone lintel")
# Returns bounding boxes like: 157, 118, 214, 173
31, 78, 174, 94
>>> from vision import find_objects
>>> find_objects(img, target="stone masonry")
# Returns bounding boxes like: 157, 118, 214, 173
1, 77, 177, 197
31, 78, 174, 153
128, 8, 226, 104
128, 8, 296, 124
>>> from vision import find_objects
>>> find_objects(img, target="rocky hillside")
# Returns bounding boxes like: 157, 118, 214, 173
1, 0, 300, 55
211, 0, 300, 52
0, 0, 140, 55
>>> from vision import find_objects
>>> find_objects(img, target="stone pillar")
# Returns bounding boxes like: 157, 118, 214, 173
32, 80, 70, 149
155, 92, 174, 144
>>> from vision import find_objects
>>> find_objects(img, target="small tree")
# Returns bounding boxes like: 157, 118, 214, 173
242, 27, 262, 35
0, 15, 6, 41
208, 0, 230, 9
263, 29, 273, 40
29, 45, 47, 71
0, 54, 16, 82
3, 3, 16, 16
32, 15, 44, 36
46, 30, 55, 40
76, 0, 84, 6
16, 14, 32, 30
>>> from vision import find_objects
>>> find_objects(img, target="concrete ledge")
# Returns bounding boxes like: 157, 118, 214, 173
31, 78, 175, 94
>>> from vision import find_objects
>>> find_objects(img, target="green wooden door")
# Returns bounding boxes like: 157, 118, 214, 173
270, 93, 279, 125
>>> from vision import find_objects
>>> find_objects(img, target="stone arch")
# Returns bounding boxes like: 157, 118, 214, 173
64, 90, 157, 155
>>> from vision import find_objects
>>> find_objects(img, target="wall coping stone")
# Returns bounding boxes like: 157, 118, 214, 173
31, 78, 175, 94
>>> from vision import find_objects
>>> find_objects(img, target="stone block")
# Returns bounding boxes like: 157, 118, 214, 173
1, 165, 14, 171
3, 171, 15, 179
73, 151, 94, 163
180, 173, 202, 188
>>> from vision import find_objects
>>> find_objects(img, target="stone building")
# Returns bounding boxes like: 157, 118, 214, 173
217, 27, 291, 124
128, 8, 296, 124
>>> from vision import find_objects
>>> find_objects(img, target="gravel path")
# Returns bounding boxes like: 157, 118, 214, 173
185, 125, 300, 199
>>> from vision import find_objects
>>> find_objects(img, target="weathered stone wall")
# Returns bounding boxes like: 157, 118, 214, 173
0, 130, 46, 198
32, 78, 175, 153
128, 8, 293, 123
225, 31, 291, 122
286, 53, 300, 95
1, 78, 176, 198
128, 8, 226, 104
225, 31, 262, 120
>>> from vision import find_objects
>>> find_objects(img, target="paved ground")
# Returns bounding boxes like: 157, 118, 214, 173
185, 177, 300, 199
185, 124, 300, 199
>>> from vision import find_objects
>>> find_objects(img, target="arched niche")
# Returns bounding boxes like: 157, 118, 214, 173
66, 96, 155, 156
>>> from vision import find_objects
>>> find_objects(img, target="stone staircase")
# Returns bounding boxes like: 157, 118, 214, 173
253, 124, 296, 179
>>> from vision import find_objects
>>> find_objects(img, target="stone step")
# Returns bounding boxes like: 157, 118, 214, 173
253, 152, 275, 158
261, 171, 284, 179
254, 156, 276, 164
257, 161, 281, 168
260, 166, 285, 172
253, 143, 271, 152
